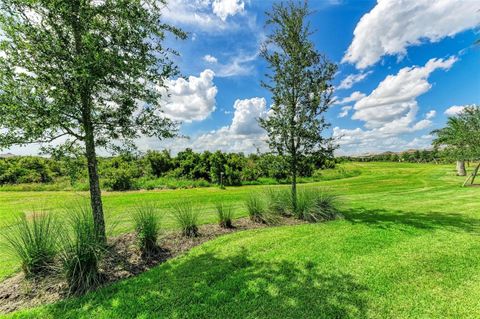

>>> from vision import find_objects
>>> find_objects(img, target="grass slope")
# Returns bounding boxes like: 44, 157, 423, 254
2, 162, 480, 318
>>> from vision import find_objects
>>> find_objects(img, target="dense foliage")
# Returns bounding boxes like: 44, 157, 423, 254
0, 149, 336, 191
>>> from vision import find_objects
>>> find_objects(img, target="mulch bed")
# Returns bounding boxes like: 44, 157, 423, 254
0, 217, 304, 314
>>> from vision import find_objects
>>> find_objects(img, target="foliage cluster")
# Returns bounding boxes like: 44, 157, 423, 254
0, 149, 335, 191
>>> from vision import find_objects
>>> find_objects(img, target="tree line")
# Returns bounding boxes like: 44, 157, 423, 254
0, 149, 336, 190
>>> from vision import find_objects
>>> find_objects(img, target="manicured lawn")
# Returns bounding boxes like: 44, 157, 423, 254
2, 162, 480, 318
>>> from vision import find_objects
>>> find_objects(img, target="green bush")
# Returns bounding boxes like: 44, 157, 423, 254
171, 202, 199, 237
296, 189, 341, 222
102, 168, 136, 191
216, 203, 233, 228
2, 212, 58, 277
133, 204, 160, 254
60, 206, 104, 295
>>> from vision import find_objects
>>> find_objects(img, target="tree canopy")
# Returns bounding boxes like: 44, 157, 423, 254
0, 0, 186, 239
259, 0, 337, 210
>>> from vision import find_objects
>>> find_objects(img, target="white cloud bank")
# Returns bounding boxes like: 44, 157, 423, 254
343, 0, 480, 69
138, 97, 268, 154
334, 57, 457, 154
163, 69, 217, 122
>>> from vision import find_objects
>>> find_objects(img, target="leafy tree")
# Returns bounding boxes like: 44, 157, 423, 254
259, 0, 337, 211
144, 150, 173, 178
0, 0, 185, 240
432, 105, 480, 181
432, 115, 470, 176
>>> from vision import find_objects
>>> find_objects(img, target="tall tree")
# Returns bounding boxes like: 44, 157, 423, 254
0, 0, 185, 241
432, 105, 480, 183
259, 0, 337, 211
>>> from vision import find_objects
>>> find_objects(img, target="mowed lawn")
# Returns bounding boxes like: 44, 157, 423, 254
2, 162, 480, 318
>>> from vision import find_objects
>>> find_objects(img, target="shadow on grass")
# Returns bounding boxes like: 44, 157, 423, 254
24, 249, 368, 319
343, 207, 480, 233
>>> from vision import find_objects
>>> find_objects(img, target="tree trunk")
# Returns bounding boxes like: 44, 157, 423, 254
471, 162, 480, 185
456, 160, 466, 176
82, 106, 106, 242
291, 154, 297, 214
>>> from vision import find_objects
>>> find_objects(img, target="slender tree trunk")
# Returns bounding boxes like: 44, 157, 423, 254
471, 162, 480, 185
82, 103, 106, 242
456, 160, 466, 176
291, 153, 297, 214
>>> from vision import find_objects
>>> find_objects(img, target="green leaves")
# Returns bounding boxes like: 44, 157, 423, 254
432, 105, 480, 160
0, 0, 185, 152
259, 0, 337, 176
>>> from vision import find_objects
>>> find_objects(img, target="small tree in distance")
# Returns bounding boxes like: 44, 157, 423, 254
432, 105, 480, 184
259, 0, 337, 212
0, 0, 186, 241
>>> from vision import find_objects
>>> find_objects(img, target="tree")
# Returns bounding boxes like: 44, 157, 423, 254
432, 115, 470, 176
0, 0, 186, 241
432, 105, 480, 183
259, 0, 337, 211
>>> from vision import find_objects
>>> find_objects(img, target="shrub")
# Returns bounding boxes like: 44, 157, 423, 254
102, 167, 136, 191
2, 212, 58, 277
133, 204, 160, 254
296, 189, 341, 222
171, 202, 199, 237
59, 206, 104, 295
216, 203, 233, 228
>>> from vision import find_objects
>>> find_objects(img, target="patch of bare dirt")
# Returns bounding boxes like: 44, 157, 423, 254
0, 217, 305, 314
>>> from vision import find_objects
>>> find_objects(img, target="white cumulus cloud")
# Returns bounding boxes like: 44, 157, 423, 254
426, 110, 436, 120
336, 71, 372, 90
162, 69, 218, 122
444, 105, 469, 116
212, 0, 245, 21
203, 54, 218, 63
338, 105, 352, 118
343, 0, 480, 69
333, 91, 366, 105
334, 57, 457, 154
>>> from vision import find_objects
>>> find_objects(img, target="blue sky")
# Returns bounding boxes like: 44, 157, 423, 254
5, 0, 480, 155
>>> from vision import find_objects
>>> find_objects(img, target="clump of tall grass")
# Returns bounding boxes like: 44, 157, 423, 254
245, 193, 280, 225
265, 188, 292, 217
296, 188, 341, 222
133, 204, 160, 255
59, 206, 104, 295
2, 212, 59, 277
216, 203, 234, 228
171, 202, 199, 237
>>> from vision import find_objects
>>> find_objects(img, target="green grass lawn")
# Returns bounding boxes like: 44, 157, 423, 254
2, 162, 480, 318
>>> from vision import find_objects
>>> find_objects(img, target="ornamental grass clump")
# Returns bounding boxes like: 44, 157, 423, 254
133, 204, 160, 255
59, 206, 104, 295
245, 193, 280, 225
172, 202, 199, 237
2, 212, 59, 277
216, 203, 234, 228
296, 188, 341, 222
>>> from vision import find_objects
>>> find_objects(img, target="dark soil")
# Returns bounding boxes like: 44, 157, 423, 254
0, 217, 304, 314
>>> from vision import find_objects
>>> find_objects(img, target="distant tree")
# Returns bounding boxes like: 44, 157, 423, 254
0, 0, 185, 241
259, 0, 337, 211
432, 105, 480, 183
432, 115, 469, 176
